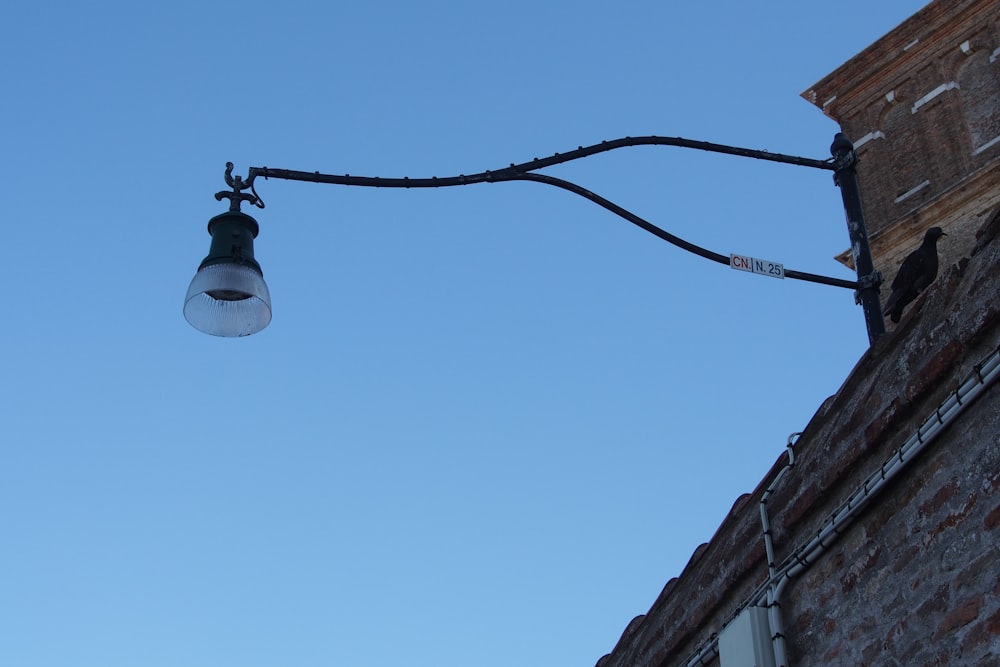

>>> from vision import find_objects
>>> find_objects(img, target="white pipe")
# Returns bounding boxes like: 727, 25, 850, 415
681, 343, 1000, 667
766, 344, 1000, 667
760, 434, 799, 667
775, 344, 1000, 584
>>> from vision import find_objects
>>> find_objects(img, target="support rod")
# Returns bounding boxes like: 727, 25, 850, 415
831, 133, 885, 342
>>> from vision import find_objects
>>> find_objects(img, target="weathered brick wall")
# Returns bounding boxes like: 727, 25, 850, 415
788, 389, 1000, 666
596, 205, 1000, 667
595, 5, 1000, 665
774, 214, 1000, 667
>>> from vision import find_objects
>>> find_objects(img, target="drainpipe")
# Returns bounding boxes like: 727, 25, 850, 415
760, 434, 800, 667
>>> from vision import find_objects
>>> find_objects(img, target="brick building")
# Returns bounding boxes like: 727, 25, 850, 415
595, 2, 1000, 665
803, 0, 1000, 289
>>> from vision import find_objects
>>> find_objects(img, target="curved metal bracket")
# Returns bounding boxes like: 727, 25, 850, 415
215, 136, 859, 291
215, 162, 265, 211
854, 270, 884, 305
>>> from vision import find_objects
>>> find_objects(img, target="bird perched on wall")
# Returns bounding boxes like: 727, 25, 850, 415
883, 226, 947, 323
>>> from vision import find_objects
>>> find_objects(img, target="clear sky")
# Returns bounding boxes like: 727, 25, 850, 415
2, 2, 928, 666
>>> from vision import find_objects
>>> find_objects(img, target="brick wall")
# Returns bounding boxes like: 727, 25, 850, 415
595, 5, 1000, 664
802, 0, 1000, 298
789, 399, 1000, 666
595, 197, 1000, 667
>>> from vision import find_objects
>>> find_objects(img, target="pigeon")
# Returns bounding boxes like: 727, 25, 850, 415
883, 226, 947, 323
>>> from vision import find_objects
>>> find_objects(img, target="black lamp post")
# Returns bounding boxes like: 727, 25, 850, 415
184, 133, 885, 343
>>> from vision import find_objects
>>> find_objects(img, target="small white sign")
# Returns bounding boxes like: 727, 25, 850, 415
730, 253, 785, 279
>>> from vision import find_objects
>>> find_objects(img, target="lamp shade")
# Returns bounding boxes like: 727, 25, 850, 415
184, 210, 272, 337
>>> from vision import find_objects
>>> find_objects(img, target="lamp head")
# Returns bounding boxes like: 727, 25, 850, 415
184, 210, 271, 337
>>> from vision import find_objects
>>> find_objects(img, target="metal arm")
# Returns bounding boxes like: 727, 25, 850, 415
241, 135, 835, 192
215, 134, 878, 309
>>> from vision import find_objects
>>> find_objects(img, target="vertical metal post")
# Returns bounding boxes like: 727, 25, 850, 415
831, 133, 885, 343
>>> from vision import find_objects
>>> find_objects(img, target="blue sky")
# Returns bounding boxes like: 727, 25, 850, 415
2, 2, 928, 666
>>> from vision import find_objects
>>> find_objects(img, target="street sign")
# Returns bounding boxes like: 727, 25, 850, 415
730, 253, 785, 279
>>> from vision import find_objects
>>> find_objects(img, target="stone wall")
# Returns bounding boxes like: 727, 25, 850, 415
778, 210, 1000, 666
595, 5, 1000, 664
595, 211, 1000, 666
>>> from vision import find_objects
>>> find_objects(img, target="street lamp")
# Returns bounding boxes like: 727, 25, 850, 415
183, 170, 271, 337
184, 133, 885, 342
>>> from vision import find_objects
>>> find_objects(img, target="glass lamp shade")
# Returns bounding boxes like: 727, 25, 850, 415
184, 263, 272, 337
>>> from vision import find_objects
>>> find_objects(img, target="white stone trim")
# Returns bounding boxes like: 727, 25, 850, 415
911, 82, 960, 113
894, 180, 930, 203
853, 131, 886, 149
991, 47, 1000, 63
973, 134, 1000, 155
822, 95, 837, 108
904, 38, 920, 51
